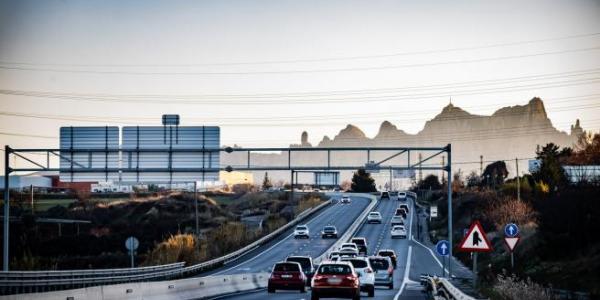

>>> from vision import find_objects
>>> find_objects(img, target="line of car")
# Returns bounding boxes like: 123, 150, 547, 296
270, 193, 410, 299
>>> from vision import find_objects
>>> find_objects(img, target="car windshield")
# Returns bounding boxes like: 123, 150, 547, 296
287, 257, 311, 269
296, 226, 307, 230
324, 226, 335, 231
346, 259, 368, 268
318, 265, 352, 275
274, 263, 300, 272
369, 212, 379, 215
379, 251, 394, 256
369, 259, 389, 270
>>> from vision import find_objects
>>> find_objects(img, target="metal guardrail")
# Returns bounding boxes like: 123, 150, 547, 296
420, 274, 487, 300
0, 198, 332, 295
314, 193, 378, 265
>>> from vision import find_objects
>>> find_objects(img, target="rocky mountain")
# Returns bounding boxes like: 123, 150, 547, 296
222, 97, 584, 184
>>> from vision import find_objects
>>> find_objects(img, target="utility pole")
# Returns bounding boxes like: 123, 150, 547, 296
479, 155, 483, 176
3, 145, 10, 271
389, 166, 392, 191
418, 153, 423, 182
516, 158, 520, 202
30, 184, 34, 214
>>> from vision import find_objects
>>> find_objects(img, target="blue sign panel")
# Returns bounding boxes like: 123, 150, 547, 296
504, 223, 519, 237
436, 240, 450, 256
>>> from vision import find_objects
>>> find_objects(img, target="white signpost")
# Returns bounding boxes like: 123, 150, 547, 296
125, 236, 139, 268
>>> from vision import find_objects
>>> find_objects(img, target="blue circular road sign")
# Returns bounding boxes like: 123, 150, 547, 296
436, 240, 450, 256
504, 223, 519, 237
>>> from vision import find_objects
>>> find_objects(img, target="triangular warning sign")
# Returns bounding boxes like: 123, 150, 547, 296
504, 237, 520, 252
458, 220, 493, 252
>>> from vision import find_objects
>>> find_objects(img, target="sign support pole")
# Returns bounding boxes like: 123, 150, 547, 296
130, 249, 134, 268
511, 252, 514, 270
472, 253, 478, 288
442, 255, 445, 277
194, 181, 199, 238
3, 145, 10, 271
447, 144, 453, 278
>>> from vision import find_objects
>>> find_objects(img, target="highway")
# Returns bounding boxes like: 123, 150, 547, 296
211, 194, 474, 300
203, 194, 370, 276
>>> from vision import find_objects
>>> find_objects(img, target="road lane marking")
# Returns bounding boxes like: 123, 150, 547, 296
394, 245, 413, 300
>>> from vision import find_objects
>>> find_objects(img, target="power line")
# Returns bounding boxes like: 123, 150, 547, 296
1, 75, 599, 105
0, 97, 599, 127
1, 46, 599, 75
1, 32, 599, 67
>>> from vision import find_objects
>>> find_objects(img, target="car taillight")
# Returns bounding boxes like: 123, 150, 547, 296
388, 268, 394, 275
366, 268, 373, 273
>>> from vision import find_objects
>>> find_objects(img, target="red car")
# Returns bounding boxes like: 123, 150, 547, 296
268, 261, 307, 293
311, 262, 360, 300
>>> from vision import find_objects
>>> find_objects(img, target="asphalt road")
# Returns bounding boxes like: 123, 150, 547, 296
213, 194, 475, 300
204, 194, 370, 276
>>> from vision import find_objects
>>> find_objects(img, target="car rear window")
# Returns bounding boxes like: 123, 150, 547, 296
369, 258, 389, 270
274, 263, 300, 272
318, 264, 352, 275
346, 259, 368, 268
287, 257, 311, 269
324, 226, 335, 231
379, 251, 393, 256
296, 226, 307, 230
351, 239, 366, 246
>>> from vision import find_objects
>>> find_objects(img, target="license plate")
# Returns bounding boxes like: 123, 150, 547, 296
327, 278, 342, 285
281, 275, 292, 278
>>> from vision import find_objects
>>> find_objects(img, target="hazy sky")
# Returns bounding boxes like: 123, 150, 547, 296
1, 0, 600, 173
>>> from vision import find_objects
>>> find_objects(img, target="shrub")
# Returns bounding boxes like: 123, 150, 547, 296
143, 234, 205, 266
486, 197, 536, 231
493, 273, 556, 300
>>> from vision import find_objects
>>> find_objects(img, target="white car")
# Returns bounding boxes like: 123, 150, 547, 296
391, 215, 404, 226
338, 248, 359, 258
340, 257, 376, 297
367, 212, 383, 224
340, 196, 351, 204
294, 225, 310, 239
340, 242, 358, 252
391, 225, 407, 239
398, 192, 407, 200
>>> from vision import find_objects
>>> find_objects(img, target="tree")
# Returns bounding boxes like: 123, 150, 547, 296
533, 143, 570, 192
262, 172, 273, 190
416, 174, 442, 190
466, 171, 481, 188
482, 161, 509, 188
350, 168, 377, 193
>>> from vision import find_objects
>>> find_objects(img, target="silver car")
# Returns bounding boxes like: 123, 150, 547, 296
367, 212, 383, 224
368, 256, 394, 289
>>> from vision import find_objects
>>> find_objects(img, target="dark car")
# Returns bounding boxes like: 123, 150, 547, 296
368, 256, 394, 289
321, 225, 338, 239
380, 191, 390, 200
268, 261, 306, 293
351, 237, 368, 256
287, 256, 315, 284
399, 204, 409, 214
377, 249, 398, 269
311, 262, 360, 300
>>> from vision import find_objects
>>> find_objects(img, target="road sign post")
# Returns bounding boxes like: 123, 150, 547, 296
125, 236, 139, 268
504, 223, 520, 270
458, 221, 493, 288
436, 240, 450, 277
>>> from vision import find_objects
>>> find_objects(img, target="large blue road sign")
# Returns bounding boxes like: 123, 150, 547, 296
436, 240, 450, 256
504, 223, 519, 237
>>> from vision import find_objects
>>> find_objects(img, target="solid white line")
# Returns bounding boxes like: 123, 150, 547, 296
394, 245, 412, 300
